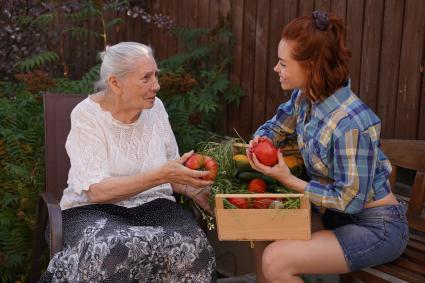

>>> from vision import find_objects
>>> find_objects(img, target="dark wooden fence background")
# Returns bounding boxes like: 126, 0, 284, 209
71, 0, 425, 140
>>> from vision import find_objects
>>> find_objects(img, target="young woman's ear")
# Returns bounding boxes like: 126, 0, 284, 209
107, 75, 122, 94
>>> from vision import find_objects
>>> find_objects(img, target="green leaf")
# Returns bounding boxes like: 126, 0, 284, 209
16, 51, 59, 72
106, 18, 124, 29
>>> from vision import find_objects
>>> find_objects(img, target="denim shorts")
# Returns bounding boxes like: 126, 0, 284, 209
321, 203, 409, 271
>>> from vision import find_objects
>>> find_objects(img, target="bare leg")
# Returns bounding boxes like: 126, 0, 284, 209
252, 210, 326, 282
262, 230, 350, 283
251, 241, 271, 283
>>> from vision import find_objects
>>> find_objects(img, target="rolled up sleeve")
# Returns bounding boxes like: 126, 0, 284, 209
254, 89, 300, 145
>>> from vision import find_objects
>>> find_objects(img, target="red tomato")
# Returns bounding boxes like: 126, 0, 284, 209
184, 153, 204, 170
202, 155, 218, 181
228, 197, 249, 209
248, 178, 267, 193
253, 197, 274, 209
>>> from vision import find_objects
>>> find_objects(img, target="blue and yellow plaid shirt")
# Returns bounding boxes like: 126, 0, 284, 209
254, 81, 392, 214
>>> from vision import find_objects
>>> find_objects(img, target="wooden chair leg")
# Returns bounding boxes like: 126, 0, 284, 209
29, 197, 48, 283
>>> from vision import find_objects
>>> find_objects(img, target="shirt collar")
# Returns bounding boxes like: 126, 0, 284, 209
311, 79, 351, 119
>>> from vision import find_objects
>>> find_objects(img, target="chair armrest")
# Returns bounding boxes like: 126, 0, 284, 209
40, 192, 63, 257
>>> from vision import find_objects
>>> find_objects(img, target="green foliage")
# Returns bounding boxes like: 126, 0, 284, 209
0, 89, 44, 282
53, 64, 100, 94
16, 51, 60, 72
158, 19, 244, 152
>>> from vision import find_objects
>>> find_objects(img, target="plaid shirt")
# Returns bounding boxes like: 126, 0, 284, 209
255, 82, 392, 214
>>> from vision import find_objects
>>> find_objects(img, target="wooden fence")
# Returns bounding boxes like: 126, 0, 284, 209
70, 0, 425, 140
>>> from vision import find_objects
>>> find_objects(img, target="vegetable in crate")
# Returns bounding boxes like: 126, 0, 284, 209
233, 154, 252, 171
252, 197, 274, 209
227, 197, 249, 209
247, 178, 267, 193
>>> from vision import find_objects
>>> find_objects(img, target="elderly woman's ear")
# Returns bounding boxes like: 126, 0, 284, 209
107, 75, 122, 94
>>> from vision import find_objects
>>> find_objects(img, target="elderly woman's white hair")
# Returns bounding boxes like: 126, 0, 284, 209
95, 42, 154, 91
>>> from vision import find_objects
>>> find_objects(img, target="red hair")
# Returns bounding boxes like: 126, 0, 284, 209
282, 13, 351, 100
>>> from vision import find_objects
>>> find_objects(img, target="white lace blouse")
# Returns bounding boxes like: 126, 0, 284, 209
59, 96, 179, 210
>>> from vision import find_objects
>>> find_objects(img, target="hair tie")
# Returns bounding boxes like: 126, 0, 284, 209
312, 10, 329, 31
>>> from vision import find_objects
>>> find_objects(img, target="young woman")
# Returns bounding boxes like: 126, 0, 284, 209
247, 11, 408, 283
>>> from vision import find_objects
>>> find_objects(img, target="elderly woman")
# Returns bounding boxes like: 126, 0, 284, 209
41, 42, 216, 282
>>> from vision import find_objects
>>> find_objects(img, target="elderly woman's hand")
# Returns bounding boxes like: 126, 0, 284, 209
161, 151, 214, 188
183, 185, 212, 214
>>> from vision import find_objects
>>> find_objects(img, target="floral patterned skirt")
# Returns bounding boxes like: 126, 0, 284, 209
40, 198, 215, 282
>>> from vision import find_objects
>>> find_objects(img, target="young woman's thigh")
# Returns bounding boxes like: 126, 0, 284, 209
264, 230, 350, 274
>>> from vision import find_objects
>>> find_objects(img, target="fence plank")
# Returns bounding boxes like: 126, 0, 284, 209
228, 0, 244, 135
266, 0, 285, 121
198, 0, 210, 28
377, 0, 404, 138
359, 0, 384, 111
217, 0, 232, 135
299, 0, 314, 16
419, 65, 425, 139
166, 0, 178, 57
252, 0, 271, 133
209, 0, 220, 28
345, 0, 365, 94
239, 0, 257, 138
157, 0, 170, 61
314, 0, 331, 12
395, 0, 425, 138
331, 0, 347, 21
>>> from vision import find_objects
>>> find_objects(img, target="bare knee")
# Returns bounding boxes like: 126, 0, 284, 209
262, 242, 295, 282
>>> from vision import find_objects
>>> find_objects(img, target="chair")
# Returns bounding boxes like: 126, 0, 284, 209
340, 139, 425, 283
29, 93, 86, 282
29, 93, 207, 282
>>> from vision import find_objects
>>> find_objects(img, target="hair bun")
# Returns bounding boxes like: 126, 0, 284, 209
312, 10, 329, 31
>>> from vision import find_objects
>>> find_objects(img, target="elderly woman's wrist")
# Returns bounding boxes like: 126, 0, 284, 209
184, 185, 196, 199
145, 168, 166, 186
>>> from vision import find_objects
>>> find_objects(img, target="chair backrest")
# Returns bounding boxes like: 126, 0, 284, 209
44, 93, 86, 201
381, 139, 425, 232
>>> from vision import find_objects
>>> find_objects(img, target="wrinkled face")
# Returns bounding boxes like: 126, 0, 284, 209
116, 56, 160, 110
274, 40, 307, 91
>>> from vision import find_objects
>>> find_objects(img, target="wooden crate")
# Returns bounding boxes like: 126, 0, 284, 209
215, 193, 311, 241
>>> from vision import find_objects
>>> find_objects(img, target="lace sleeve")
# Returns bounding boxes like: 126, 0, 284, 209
66, 110, 110, 195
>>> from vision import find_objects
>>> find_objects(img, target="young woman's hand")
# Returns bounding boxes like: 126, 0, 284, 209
248, 136, 273, 153
161, 151, 213, 188
246, 148, 292, 185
